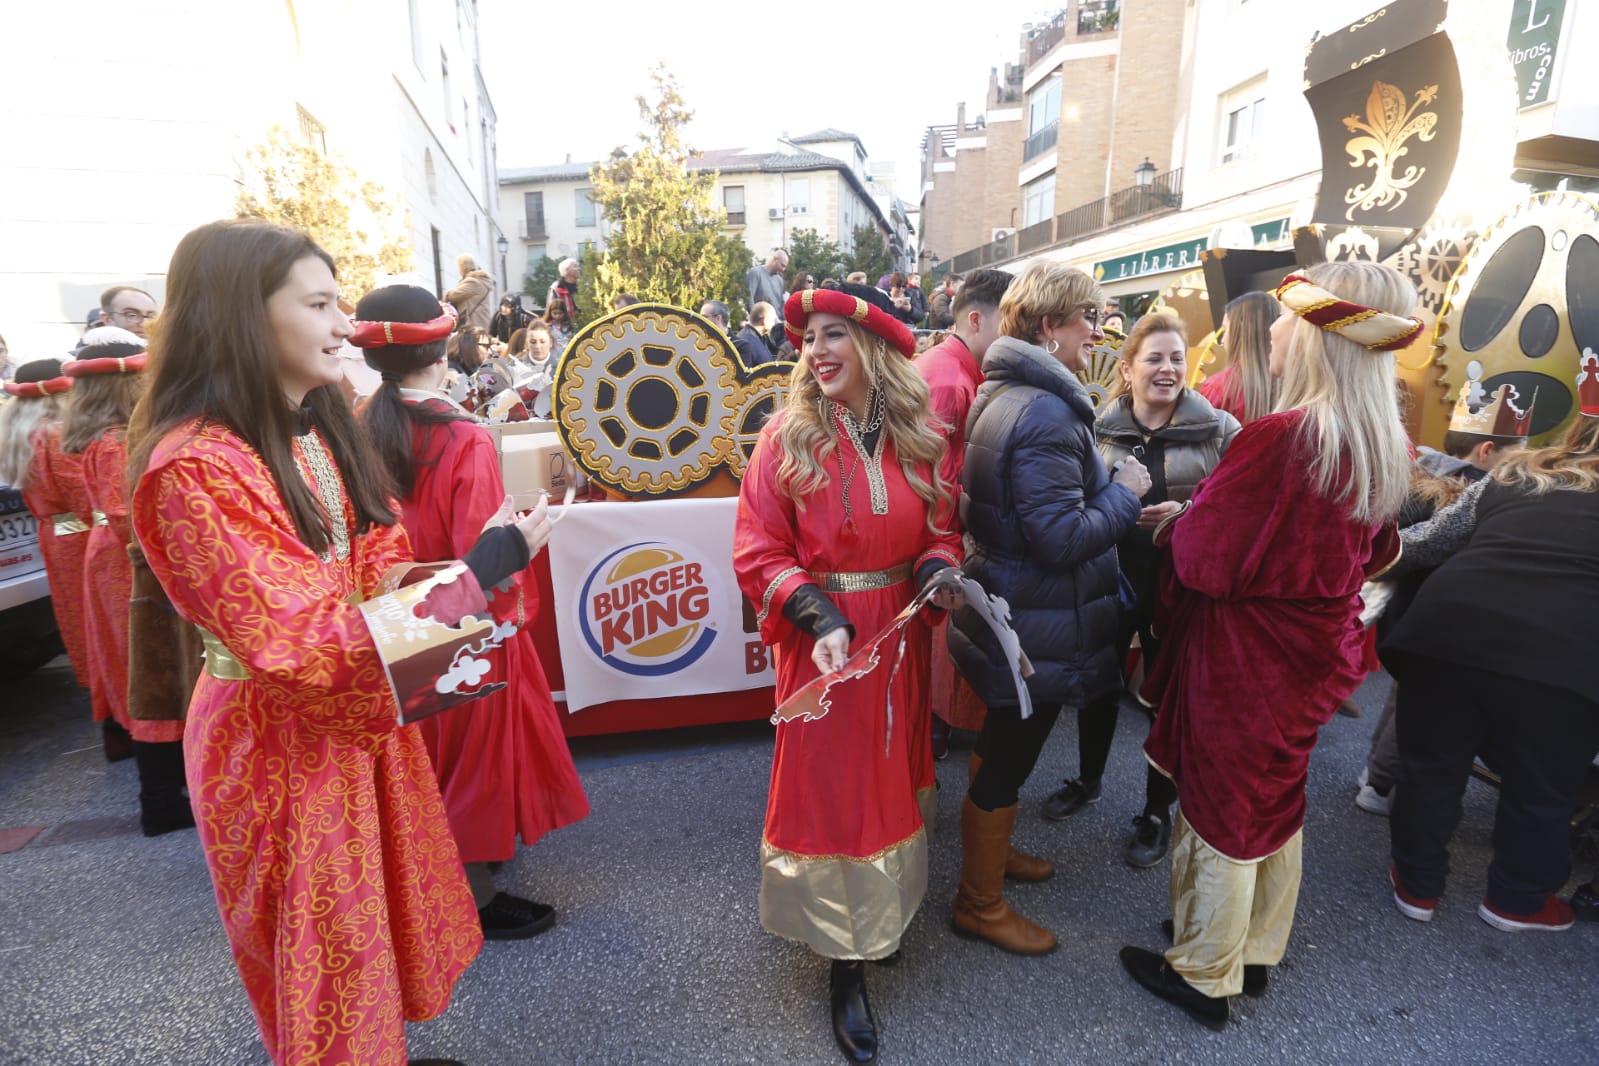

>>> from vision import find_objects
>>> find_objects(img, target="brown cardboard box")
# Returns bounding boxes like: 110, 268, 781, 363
486, 421, 585, 508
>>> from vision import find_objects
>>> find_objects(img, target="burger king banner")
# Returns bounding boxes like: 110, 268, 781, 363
547, 497, 775, 712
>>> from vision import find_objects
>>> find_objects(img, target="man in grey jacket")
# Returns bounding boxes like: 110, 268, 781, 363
746, 248, 788, 313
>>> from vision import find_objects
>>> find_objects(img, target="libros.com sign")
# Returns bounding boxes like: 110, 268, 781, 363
578, 541, 718, 676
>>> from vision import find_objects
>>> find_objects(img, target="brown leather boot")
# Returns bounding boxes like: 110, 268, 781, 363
968, 755, 1054, 882
951, 797, 1058, 955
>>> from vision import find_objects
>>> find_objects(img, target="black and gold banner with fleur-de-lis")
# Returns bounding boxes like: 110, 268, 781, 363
1304, 2, 1463, 230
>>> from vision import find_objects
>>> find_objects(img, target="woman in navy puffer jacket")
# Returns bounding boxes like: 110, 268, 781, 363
948, 261, 1149, 957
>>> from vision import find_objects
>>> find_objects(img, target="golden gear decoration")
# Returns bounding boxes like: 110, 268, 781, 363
1079, 331, 1125, 413
1434, 192, 1599, 445
1149, 268, 1218, 387
555, 305, 741, 496
726, 365, 792, 481
1392, 215, 1478, 316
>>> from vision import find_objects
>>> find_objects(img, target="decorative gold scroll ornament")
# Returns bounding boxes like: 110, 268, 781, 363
1342, 81, 1440, 221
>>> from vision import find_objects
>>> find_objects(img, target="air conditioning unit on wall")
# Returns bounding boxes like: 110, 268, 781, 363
992, 228, 1014, 242
768, 207, 784, 220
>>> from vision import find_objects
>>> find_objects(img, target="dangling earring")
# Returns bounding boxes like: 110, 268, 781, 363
1046, 337, 1061, 355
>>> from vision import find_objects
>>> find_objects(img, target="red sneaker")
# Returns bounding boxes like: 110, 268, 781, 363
1478, 895, 1575, 933
1391, 866, 1437, 922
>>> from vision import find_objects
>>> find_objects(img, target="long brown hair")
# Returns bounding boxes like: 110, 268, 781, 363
61, 373, 143, 454
127, 220, 397, 553
1217, 291, 1279, 424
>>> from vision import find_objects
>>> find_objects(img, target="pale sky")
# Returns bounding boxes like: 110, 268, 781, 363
478, 0, 1063, 202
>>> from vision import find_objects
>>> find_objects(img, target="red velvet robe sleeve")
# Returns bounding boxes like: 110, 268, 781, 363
733, 419, 818, 647
133, 442, 414, 736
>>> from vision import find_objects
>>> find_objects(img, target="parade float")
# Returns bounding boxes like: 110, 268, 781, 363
1136, 0, 1596, 451
489, 304, 794, 736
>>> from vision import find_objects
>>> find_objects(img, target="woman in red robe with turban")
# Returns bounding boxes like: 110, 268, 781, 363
1, 362, 94, 712
734, 283, 962, 1065
128, 220, 553, 1066
61, 329, 191, 834
353, 282, 590, 942
1120, 262, 1413, 1030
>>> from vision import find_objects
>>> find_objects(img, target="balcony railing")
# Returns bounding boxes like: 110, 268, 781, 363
935, 166, 1184, 275
1023, 121, 1059, 162
1025, 12, 1067, 65
1017, 216, 1056, 254
1078, 0, 1121, 35
1056, 167, 1183, 243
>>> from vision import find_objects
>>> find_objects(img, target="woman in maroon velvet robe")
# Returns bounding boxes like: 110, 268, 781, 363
1119, 263, 1415, 1030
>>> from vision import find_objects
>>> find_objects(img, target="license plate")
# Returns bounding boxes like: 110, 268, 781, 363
0, 511, 38, 547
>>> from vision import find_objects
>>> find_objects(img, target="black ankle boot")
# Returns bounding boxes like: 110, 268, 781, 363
132, 740, 196, 837
829, 960, 878, 1063
103, 720, 134, 762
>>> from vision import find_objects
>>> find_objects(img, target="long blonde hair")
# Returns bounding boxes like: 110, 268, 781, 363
1273, 261, 1412, 524
1492, 415, 1599, 494
0, 393, 65, 486
774, 318, 951, 531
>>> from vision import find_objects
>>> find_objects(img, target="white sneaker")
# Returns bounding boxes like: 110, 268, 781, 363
1355, 782, 1392, 817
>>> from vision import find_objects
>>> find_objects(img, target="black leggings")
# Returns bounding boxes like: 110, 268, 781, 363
1077, 689, 1177, 817
970, 702, 1064, 811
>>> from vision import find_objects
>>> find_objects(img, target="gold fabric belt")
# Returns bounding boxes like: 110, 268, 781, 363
199, 628, 253, 681
90, 510, 108, 527
52, 512, 90, 536
808, 563, 913, 594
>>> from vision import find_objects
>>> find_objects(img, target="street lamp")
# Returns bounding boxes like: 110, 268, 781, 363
1134, 157, 1157, 187
495, 234, 510, 291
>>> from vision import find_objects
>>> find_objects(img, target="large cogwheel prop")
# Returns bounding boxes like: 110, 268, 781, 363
1079, 332, 1125, 413
1150, 268, 1213, 348
1393, 215, 1479, 316
555, 305, 740, 496
1435, 192, 1599, 443
726, 364, 792, 481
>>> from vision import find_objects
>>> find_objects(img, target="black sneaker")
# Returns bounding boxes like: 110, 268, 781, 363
1041, 778, 1101, 821
1124, 813, 1172, 868
478, 893, 556, 940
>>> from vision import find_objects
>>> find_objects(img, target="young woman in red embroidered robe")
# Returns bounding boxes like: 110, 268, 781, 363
1119, 262, 1414, 1030
1, 362, 92, 701
353, 283, 589, 942
127, 220, 553, 1066
60, 329, 191, 835
733, 283, 963, 1065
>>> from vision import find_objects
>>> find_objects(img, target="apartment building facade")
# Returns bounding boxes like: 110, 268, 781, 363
498, 131, 911, 295
920, 0, 1595, 321
1, 0, 502, 357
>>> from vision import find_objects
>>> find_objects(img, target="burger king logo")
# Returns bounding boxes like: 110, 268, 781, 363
578, 541, 718, 676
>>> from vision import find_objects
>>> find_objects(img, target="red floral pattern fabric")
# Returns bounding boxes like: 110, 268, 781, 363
132, 420, 480, 1066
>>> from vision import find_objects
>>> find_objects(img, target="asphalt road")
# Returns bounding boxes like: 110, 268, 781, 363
0, 659, 1594, 1065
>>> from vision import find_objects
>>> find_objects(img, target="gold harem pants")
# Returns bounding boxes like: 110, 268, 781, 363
1165, 807, 1303, 998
